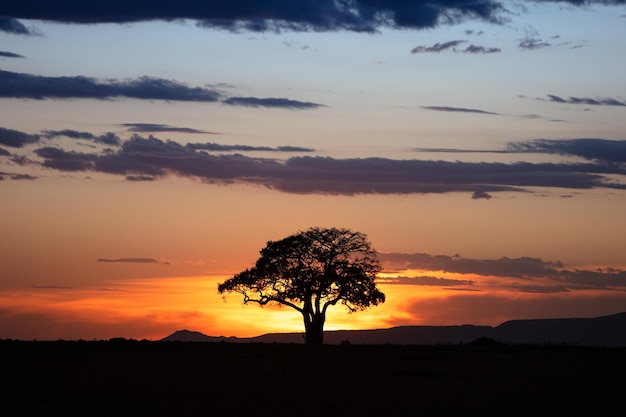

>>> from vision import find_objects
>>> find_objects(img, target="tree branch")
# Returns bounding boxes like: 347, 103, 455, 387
243, 293, 304, 313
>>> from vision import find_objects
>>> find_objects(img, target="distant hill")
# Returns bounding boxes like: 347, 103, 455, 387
160, 312, 626, 346
490, 312, 626, 346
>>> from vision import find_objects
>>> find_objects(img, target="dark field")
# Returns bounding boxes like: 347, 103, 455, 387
2, 339, 625, 416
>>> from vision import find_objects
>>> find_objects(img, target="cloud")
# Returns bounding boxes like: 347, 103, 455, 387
419, 107, 560, 121
35, 147, 102, 171
0, 50, 25, 58
42, 130, 121, 146
0, 17, 40, 36
0, 127, 40, 148
0, 171, 38, 181
222, 96, 323, 109
120, 123, 217, 134
379, 275, 475, 286
2, 1, 625, 35
421, 106, 498, 115
561, 268, 626, 290
0, 1, 506, 32
543, 94, 626, 107
507, 139, 626, 164
378, 251, 626, 291
9, 173, 37, 180
125, 175, 157, 181
417, 138, 626, 164
505, 284, 571, 294
411, 41, 500, 54
28, 135, 626, 195
186, 142, 315, 152
518, 37, 551, 50
0, 69, 222, 102
379, 252, 564, 279
471, 190, 492, 199
462, 44, 500, 54
97, 257, 170, 265
0, 70, 321, 108
411, 40, 466, 54
8, 154, 37, 166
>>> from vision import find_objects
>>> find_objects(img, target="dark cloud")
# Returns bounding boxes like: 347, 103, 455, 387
0, 127, 40, 148
186, 142, 315, 153
421, 105, 498, 115
508, 139, 626, 164
518, 37, 551, 50
0, 17, 40, 36
29, 135, 626, 195
0, 171, 38, 181
411, 41, 499, 54
0, 69, 322, 108
0, 1, 506, 32
420, 106, 556, 121
471, 190, 492, 199
0, 50, 25, 58
125, 175, 157, 181
505, 284, 571, 294
544, 94, 626, 107
120, 123, 216, 134
223, 96, 323, 109
1, 1, 624, 36
0, 148, 11, 156
379, 275, 475, 286
34, 147, 97, 171
97, 257, 169, 265
42, 130, 121, 146
562, 268, 626, 290
378, 252, 626, 291
417, 138, 626, 164
379, 252, 564, 279
0, 69, 222, 102
411, 40, 466, 54
8, 155, 37, 166
462, 44, 500, 54
9, 173, 37, 180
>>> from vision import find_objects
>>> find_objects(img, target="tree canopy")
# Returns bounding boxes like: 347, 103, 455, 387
217, 227, 385, 344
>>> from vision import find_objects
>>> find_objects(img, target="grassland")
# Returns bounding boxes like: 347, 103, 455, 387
2, 339, 624, 416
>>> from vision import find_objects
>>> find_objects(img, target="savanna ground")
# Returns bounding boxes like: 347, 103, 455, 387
2, 339, 624, 416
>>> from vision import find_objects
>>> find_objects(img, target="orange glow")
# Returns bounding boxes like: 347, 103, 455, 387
2, 266, 625, 341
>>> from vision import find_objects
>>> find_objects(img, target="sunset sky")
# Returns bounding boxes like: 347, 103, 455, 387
1, 1, 626, 341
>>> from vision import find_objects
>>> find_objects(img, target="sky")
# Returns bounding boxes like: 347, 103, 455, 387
1, 0, 626, 341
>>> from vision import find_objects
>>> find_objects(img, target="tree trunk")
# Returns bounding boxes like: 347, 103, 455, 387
304, 313, 325, 345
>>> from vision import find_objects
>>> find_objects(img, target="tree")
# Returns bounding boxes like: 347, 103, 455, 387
217, 227, 385, 344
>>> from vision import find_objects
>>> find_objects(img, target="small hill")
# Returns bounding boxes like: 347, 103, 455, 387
160, 329, 232, 343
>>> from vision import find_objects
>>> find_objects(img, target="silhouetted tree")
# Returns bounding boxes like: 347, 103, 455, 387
218, 227, 385, 344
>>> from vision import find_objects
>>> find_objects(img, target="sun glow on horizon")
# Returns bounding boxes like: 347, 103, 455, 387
2, 261, 625, 341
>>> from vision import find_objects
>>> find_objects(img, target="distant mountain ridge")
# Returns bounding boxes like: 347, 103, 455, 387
161, 312, 626, 347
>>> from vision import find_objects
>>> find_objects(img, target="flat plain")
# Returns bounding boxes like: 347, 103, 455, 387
2, 339, 624, 416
